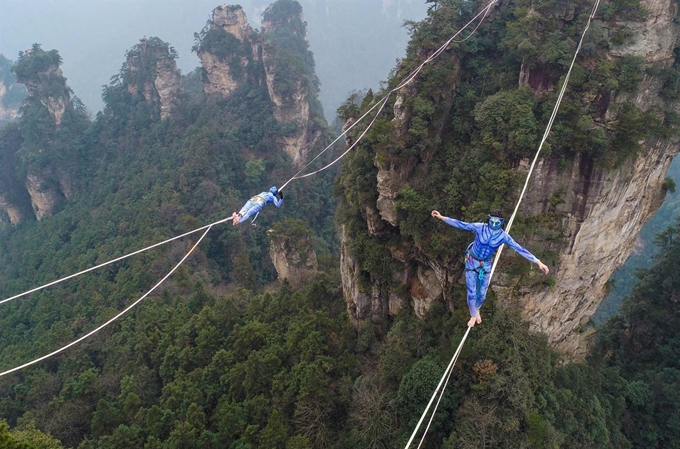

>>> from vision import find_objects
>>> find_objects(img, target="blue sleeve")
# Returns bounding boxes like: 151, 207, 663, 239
442, 217, 478, 232
503, 233, 539, 263
263, 192, 283, 208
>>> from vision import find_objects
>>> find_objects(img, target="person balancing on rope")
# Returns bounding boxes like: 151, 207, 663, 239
232, 186, 283, 225
431, 209, 549, 328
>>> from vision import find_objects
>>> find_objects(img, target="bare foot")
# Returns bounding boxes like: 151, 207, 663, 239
476, 314, 482, 324
232, 212, 239, 225
467, 316, 477, 327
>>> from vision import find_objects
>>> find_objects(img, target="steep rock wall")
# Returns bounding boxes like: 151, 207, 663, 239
197, 5, 256, 97
504, 138, 676, 356
509, 0, 680, 355
213, 4, 254, 42
124, 38, 182, 120
196, 3, 323, 166
268, 227, 318, 286
261, 7, 321, 166
0, 194, 24, 225
0, 127, 32, 225
154, 56, 182, 120
7, 47, 78, 221
19, 62, 68, 126
199, 52, 242, 97
24, 172, 65, 220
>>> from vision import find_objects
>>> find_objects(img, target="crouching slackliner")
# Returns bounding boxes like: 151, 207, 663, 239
232, 186, 284, 225
431, 209, 550, 327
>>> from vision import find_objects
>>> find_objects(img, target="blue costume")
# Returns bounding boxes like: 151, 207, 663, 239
442, 216, 539, 318
234, 187, 283, 225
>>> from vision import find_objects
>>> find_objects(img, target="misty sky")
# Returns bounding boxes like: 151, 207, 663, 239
0, 0, 428, 119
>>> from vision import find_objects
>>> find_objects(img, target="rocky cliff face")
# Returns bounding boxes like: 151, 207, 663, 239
197, 5, 257, 97
0, 194, 24, 225
0, 128, 32, 225
7, 47, 71, 220
24, 172, 65, 220
15, 51, 69, 126
260, 7, 322, 166
511, 0, 680, 356
124, 38, 182, 120
339, 0, 680, 357
262, 47, 320, 165
0, 46, 88, 223
196, 2, 324, 166
268, 227, 318, 286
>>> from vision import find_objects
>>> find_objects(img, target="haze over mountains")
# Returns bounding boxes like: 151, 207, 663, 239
0, 0, 428, 119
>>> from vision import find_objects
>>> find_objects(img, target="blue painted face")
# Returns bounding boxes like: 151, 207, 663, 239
489, 216, 503, 231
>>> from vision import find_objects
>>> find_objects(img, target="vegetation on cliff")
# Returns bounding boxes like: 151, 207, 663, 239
262, 0, 320, 106
0, 0, 678, 448
0, 44, 89, 222
338, 0, 677, 297
12, 44, 89, 172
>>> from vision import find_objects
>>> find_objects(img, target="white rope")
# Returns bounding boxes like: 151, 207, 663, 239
294, 4, 493, 183
278, 94, 388, 191
408, 0, 603, 446
278, 0, 500, 191
0, 224, 213, 378
292, 95, 391, 180
404, 327, 471, 449
0, 217, 232, 306
0, 1, 489, 308
0, 1, 496, 310
489, 0, 602, 278
415, 326, 469, 449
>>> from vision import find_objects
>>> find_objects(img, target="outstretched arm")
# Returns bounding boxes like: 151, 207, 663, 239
432, 210, 477, 232
504, 234, 550, 274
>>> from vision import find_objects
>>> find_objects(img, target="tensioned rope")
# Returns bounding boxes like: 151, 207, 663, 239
1, 2, 497, 307
0, 0, 491, 380
0, 217, 232, 305
490, 0, 602, 276
416, 327, 470, 449
278, 0, 500, 191
406, 0, 602, 447
0, 224, 214, 378
402, 327, 470, 449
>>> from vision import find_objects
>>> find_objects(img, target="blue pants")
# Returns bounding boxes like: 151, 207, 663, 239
464, 255, 491, 317
237, 198, 265, 223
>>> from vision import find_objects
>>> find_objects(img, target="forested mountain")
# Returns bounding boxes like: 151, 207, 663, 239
0, 0, 428, 121
0, 1, 338, 446
0, 44, 89, 224
0, 0, 680, 448
338, 0, 680, 356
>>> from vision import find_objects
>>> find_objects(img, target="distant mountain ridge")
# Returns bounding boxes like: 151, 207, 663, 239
0, 1, 331, 225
